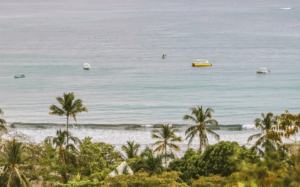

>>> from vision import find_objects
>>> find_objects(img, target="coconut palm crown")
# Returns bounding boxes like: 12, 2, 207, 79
49, 92, 88, 143
247, 112, 281, 155
183, 105, 219, 151
1, 139, 32, 187
46, 129, 80, 164
152, 124, 182, 166
135, 147, 164, 176
0, 108, 8, 133
122, 141, 140, 159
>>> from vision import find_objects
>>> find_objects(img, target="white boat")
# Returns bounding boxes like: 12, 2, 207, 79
83, 63, 91, 70
256, 67, 270, 74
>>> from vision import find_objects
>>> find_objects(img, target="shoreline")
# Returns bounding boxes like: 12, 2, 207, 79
9, 122, 248, 130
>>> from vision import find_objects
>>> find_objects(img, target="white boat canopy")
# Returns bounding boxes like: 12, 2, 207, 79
193, 59, 209, 63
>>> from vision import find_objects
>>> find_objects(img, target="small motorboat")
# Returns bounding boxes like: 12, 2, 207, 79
191, 59, 212, 67
256, 67, 270, 74
83, 63, 91, 70
15, 74, 25, 78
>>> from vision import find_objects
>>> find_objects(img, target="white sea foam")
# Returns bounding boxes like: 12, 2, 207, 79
242, 124, 256, 130
279, 8, 291, 10
2, 126, 260, 157
5, 125, 300, 157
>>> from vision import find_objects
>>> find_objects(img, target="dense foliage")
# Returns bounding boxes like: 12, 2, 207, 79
102, 171, 186, 187
169, 141, 260, 181
2, 99, 300, 186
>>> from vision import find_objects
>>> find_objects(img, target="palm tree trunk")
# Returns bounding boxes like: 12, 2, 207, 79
199, 136, 202, 152
164, 144, 167, 167
67, 115, 69, 145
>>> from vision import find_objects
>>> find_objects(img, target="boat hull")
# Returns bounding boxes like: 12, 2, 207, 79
192, 63, 212, 67
15, 74, 25, 78
83, 67, 90, 70
256, 71, 270, 74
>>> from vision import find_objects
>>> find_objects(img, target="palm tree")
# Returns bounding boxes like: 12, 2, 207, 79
49, 92, 88, 144
0, 108, 7, 133
183, 105, 219, 151
135, 147, 164, 176
122, 141, 140, 159
248, 113, 281, 155
1, 139, 32, 187
46, 129, 80, 183
152, 124, 182, 166
48, 129, 80, 164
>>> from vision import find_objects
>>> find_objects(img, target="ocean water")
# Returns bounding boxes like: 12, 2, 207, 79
1, 0, 300, 150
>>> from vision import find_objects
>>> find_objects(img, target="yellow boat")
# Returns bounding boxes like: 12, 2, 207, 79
191, 59, 212, 67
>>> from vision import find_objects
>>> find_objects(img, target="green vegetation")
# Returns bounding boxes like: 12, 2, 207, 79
133, 147, 164, 176
0, 139, 32, 187
183, 105, 219, 151
0, 108, 7, 133
152, 124, 182, 166
49, 92, 88, 144
2, 94, 300, 186
248, 112, 280, 155
102, 171, 186, 187
121, 141, 140, 159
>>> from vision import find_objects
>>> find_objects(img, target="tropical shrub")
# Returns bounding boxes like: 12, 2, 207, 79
77, 139, 110, 181
169, 141, 261, 181
169, 148, 202, 181
103, 171, 187, 187
55, 181, 104, 187
226, 162, 278, 187
191, 175, 228, 187
199, 141, 242, 176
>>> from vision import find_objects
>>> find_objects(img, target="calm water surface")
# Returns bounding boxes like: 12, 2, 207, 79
1, 0, 300, 148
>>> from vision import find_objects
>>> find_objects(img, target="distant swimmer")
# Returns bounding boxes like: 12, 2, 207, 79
162, 54, 167, 59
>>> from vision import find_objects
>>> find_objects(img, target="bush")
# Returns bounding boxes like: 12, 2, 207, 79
191, 175, 228, 187
169, 148, 202, 181
226, 162, 278, 187
55, 181, 104, 187
169, 141, 260, 180
103, 171, 187, 187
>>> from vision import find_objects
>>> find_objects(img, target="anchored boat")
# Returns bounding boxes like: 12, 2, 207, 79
191, 59, 212, 67
256, 67, 270, 74
15, 74, 25, 78
83, 63, 91, 70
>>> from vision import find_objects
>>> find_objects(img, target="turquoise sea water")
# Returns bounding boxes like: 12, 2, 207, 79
1, 0, 300, 128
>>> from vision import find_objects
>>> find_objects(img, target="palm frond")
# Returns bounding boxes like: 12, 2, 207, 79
152, 141, 163, 147
0, 118, 6, 125
0, 124, 7, 133
183, 115, 197, 123
171, 136, 182, 143
153, 144, 164, 153
185, 125, 197, 135
167, 143, 181, 152
251, 136, 265, 149
49, 105, 65, 116
205, 119, 218, 126
206, 129, 220, 141
56, 97, 65, 106
185, 128, 197, 147
204, 107, 214, 119
247, 133, 262, 143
